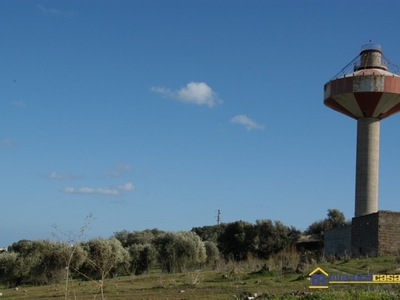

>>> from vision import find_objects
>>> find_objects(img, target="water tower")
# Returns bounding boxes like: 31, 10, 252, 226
324, 44, 400, 217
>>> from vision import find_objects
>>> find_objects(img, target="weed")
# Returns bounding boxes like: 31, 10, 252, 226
184, 271, 202, 286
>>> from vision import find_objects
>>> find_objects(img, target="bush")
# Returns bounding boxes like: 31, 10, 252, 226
204, 241, 220, 265
4, 239, 87, 286
128, 243, 157, 275
256, 220, 300, 259
79, 237, 130, 280
218, 221, 257, 261
153, 231, 207, 273
113, 229, 164, 247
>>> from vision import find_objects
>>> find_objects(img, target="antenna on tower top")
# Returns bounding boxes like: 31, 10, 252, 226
216, 209, 221, 225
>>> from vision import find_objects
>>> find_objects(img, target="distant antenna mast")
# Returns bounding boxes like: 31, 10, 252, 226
216, 209, 221, 225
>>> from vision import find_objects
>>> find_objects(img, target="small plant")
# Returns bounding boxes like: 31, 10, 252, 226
342, 251, 351, 262
157, 275, 166, 288
52, 213, 94, 300
327, 255, 336, 264
185, 271, 202, 286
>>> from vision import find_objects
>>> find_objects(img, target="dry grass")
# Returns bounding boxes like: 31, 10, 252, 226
2, 254, 400, 299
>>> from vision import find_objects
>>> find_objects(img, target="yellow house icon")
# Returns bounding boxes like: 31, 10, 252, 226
309, 267, 329, 289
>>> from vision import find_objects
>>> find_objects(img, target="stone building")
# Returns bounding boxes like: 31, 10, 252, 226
324, 210, 400, 257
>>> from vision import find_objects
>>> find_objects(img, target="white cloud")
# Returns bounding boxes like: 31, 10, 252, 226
102, 170, 123, 177
45, 172, 80, 180
0, 139, 18, 148
115, 162, 132, 170
103, 162, 132, 177
37, 4, 76, 16
117, 182, 135, 191
151, 82, 222, 107
61, 182, 135, 196
230, 115, 265, 131
61, 186, 120, 196
13, 100, 27, 108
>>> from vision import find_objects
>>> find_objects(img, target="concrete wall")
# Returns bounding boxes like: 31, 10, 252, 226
324, 225, 352, 257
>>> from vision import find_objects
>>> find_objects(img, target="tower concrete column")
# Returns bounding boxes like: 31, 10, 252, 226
355, 117, 380, 217
324, 44, 400, 218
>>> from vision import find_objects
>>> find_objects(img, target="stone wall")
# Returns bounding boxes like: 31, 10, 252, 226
351, 212, 379, 256
323, 210, 400, 258
377, 210, 400, 256
324, 225, 351, 257
351, 210, 400, 256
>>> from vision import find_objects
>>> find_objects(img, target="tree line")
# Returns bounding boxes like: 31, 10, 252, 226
0, 209, 347, 287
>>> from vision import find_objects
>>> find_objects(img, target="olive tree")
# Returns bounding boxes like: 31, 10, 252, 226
6, 239, 84, 285
153, 231, 207, 273
38, 240, 86, 284
191, 224, 226, 244
256, 219, 300, 258
6, 240, 42, 285
8, 240, 49, 276
326, 209, 347, 227
217, 221, 257, 261
204, 241, 220, 266
305, 209, 349, 240
114, 229, 163, 248
79, 237, 129, 298
128, 243, 157, 275
0, 252, 27, 286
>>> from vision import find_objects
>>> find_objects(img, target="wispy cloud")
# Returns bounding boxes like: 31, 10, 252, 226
13, 100, 27, 108
151, 82, 222, 107
61, 186, 120, 196
115, 162, 132, 170
103, 162, 132, 177
117, 182, 135, 191
44, 172, 81, 180
102, 170, 123, 177
37, 4, 76, 16
230, 115, 265, 131
60, 182, 135, 196
0, 139, 18, 148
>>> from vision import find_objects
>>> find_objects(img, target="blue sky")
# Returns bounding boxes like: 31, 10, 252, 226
2, 0, 400, 246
